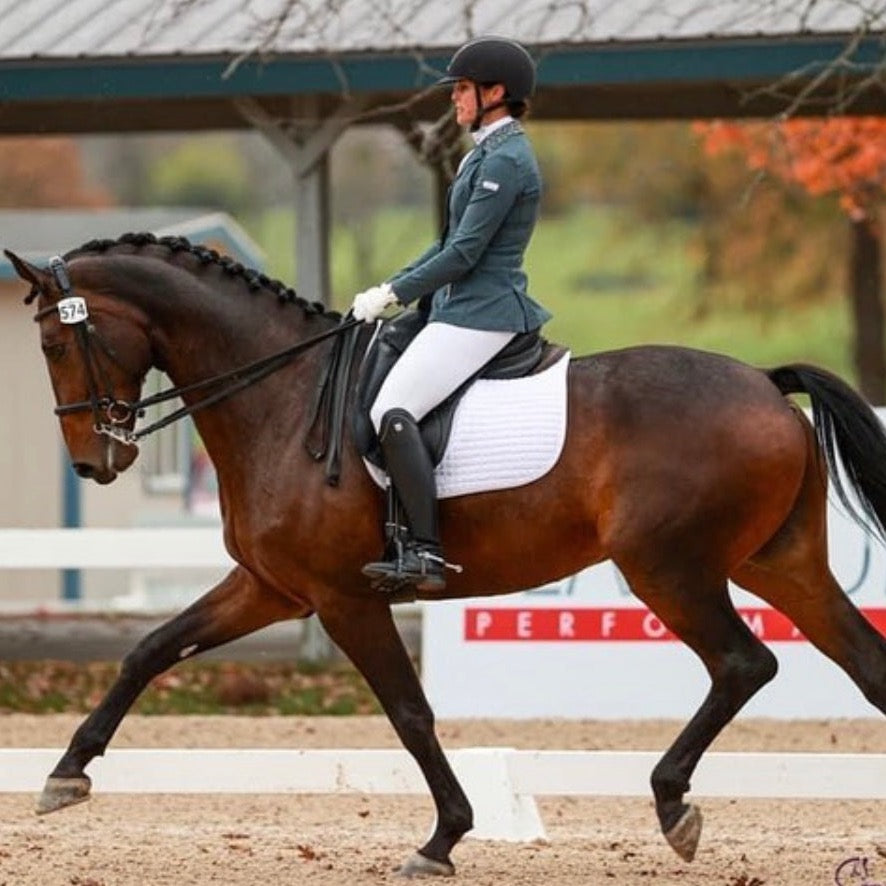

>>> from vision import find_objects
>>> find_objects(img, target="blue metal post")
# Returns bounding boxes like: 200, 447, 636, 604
61, 451, 81, 602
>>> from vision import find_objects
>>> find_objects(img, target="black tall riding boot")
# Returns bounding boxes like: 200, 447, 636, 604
362, 408, 447, 592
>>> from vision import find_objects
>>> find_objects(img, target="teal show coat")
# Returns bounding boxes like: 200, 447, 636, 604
388, 120, 551, 333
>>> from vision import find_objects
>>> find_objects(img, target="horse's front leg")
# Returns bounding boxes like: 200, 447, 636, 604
38, 566, 302, 815
317, 596, 472, 878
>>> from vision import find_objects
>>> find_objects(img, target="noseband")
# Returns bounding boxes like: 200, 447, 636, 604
34, 256, 362, 446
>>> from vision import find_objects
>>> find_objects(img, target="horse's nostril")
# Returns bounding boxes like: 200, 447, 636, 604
72, 462, 94, 478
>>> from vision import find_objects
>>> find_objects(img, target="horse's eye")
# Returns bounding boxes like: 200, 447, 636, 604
42, 342, 66, 362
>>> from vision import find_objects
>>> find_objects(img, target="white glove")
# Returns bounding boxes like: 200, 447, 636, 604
351, 282, 398, 323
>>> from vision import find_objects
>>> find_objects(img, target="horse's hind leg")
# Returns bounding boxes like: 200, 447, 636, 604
618, 566, 777, 862
736, 557, 886, 713
38, 566, 302, 814
733, 472, 886, 718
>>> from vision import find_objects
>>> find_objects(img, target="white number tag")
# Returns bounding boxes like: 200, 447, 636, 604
57, 297, 88, 325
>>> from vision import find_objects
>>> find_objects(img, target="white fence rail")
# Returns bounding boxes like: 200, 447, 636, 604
0, 528, 233, 570
0, 528, 424, 660
0, 528, 369, 659
3, 748, 884, 841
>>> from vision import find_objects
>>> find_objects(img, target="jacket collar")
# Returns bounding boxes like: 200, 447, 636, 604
472, 114, 515, 145
455, 120, 524, 177
479, 119, 524, 153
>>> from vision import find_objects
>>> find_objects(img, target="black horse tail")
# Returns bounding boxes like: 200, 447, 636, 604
768, 363, 886, 544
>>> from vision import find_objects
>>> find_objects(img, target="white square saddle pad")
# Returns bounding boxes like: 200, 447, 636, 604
364, 352, 570, 499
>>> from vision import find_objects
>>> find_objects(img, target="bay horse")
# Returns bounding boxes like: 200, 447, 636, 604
6, 232, 886, 877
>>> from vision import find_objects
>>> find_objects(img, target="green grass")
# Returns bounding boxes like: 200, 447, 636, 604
525, 207, 852, 376
242, 204, 854, 382
0, 660, 382, 715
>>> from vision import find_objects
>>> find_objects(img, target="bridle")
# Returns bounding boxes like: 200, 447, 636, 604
34, 255, 362, 447
35, 256, 142, 445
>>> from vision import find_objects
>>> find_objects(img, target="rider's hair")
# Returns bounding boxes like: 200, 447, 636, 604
506, 99, 528, 119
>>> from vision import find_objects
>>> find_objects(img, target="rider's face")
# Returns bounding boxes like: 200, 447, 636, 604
451, 80, 506, 127
451, 80, 478, 127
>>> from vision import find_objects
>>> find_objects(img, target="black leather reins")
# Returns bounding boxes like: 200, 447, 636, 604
34, 255, 362, 447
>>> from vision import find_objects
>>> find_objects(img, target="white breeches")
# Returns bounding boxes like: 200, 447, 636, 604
370, 321, 516, 431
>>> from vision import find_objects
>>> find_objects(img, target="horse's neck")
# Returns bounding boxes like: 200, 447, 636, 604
140, 271, 332, 469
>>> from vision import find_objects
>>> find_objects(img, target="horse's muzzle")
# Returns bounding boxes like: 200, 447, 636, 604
71, 436, 138, 484
72, 462, 117, 485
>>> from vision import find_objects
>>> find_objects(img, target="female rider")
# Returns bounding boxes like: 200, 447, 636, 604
351, 36, 551, 592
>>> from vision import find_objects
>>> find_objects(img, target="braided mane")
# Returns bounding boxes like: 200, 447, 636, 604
65, 231, 335, 318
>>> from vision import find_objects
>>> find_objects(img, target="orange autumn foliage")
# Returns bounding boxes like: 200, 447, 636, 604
694, 118, 886, 220
0, 137, 111, 208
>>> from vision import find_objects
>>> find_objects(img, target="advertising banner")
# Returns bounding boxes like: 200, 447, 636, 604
422, 485, 886, 719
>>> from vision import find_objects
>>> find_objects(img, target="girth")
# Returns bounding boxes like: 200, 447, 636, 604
352, 310, 565, 468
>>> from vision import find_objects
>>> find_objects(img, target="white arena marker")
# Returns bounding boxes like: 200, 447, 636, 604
449, 748, 545, 841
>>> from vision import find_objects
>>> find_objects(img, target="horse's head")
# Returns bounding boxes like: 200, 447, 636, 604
5, 249, 153, 484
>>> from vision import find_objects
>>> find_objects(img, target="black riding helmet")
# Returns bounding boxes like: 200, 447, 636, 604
440, 36, 536, 129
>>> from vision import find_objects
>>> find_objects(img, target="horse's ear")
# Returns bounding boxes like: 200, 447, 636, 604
4, 250, 49, 287
3, 250, 51, 303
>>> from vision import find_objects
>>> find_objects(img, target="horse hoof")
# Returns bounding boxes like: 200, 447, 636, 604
664, 804, 703, 862
397, 852, 455, 878
36, 775, 92, 815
